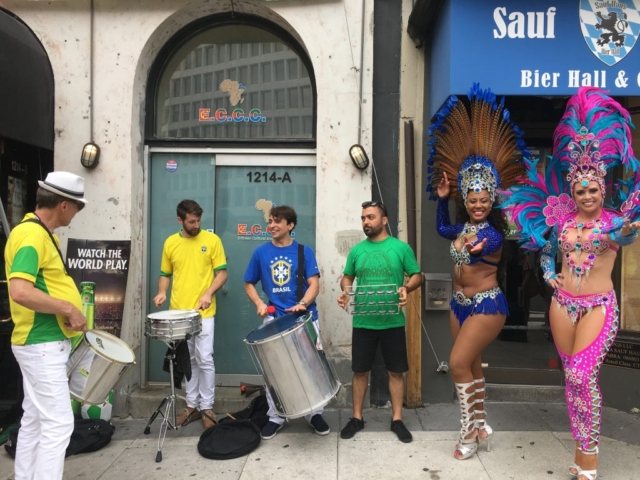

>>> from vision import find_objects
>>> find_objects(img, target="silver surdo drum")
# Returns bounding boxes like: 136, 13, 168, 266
244, 312, 341, 419
145, 310, 202, 342
67, 329, 136, 405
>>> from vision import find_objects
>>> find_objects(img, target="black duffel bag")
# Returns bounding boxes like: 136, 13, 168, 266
197, 420, 261, 460
5, 418, 115, 459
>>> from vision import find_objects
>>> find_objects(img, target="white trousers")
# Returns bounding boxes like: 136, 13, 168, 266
185, 316, 215, 410
262, 317, 323, 425
12, 340, 74, 480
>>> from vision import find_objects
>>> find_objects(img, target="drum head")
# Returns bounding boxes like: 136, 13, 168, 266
245, 312, 311, 343
85, 330, 135, 364
147, 310, 200, 320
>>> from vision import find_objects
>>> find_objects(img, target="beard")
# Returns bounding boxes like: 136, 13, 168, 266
364, 224, 383, 238
184, 227, 200, 237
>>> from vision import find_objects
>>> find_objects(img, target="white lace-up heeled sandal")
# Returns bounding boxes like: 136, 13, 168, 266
474, 377, 493, 452
577, 447, 598, 480
454, 381, 478, 460
569, 446, 582, 477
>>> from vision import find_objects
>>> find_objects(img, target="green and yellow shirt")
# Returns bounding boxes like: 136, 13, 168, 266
5, 213, 83, 345
160, 229, 227, 318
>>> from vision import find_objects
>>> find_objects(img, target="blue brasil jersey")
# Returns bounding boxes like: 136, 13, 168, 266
243, 241, 320, 319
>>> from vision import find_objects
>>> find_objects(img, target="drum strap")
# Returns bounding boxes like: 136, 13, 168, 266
297, 243, 304, 302
22, 217, 70, 276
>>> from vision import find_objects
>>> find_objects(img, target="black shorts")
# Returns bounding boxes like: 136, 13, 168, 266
351, 326, 408, 374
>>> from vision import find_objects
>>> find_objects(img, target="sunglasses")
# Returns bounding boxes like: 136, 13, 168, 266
361, 201, 387, 216
69, 200, 85, 212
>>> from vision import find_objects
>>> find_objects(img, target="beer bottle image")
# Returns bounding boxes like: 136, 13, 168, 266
81, 281, 96, 331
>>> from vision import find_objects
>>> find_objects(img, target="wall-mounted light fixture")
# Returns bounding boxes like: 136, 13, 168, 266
349, 144, 370, 170
81, 0, 99, 171
80, 142, 100, 169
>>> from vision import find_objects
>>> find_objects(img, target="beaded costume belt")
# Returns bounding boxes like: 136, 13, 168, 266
452, 286, 502, 307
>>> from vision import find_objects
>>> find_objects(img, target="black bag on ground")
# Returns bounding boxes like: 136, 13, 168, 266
5, 419, 115, 459
218, 393, 269, 429
197, 420, 261, 460
197, 394, 269, 460
67, 419, 115, 455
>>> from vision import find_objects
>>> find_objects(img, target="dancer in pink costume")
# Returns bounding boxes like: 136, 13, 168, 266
504, 87, 640, 480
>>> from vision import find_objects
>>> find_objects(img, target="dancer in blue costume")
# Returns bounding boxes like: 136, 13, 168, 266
427, 84, 527, 460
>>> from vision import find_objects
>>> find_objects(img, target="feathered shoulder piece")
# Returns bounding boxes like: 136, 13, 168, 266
502, 156, 575, 250
426, 83, 528, 202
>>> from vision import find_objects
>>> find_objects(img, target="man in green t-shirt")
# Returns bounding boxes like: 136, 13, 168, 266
338, 201, 422, 443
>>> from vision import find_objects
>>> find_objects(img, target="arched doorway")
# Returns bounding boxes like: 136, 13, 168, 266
0, 7, 54, 419
144, 13, 317, 385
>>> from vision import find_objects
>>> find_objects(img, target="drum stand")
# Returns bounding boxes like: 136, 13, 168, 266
143, 340, 182, 463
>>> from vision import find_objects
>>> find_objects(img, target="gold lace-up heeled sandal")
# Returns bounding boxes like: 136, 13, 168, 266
454, 381, 478, 460
474, 377, 493, 452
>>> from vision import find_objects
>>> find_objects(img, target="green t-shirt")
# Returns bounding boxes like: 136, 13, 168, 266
343, 236, 421, 329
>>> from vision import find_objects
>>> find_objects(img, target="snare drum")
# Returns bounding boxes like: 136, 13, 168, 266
67, 330, 135, 405
145, 310, 202, 341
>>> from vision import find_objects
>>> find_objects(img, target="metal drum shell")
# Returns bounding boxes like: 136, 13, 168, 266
67, 331, 135, 405
244, 313, 341, 419
145, 310, 202, 341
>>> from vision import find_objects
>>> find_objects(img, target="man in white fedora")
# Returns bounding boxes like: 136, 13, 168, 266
5, 171, 88, 480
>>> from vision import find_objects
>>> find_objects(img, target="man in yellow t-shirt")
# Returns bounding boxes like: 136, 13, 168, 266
153, 199, 227, 430
5, 171, 88, 480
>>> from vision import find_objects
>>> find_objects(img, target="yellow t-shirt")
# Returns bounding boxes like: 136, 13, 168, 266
5, 213, 83, 345
160, 229, 227, 318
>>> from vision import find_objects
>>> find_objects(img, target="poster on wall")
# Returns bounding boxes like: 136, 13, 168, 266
66, 239, 131, 339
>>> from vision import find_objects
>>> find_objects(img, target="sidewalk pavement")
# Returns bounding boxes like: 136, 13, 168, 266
1, 402, 638, 480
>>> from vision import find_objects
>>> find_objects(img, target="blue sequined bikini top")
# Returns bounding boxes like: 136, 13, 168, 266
450, 222, 498, 277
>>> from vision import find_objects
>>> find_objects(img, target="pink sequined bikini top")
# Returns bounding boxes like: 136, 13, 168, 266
558, 214, 618, 290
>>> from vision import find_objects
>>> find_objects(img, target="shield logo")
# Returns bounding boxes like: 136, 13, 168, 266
579, 0, 640, 66
271, 259, 291, 287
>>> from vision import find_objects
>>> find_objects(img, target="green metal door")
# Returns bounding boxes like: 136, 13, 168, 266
147, 152, 316, 384
147, 152, 216, 382
213, 161, 316, 385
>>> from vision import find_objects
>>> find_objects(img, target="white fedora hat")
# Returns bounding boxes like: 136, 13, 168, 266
38, 171, 88, 205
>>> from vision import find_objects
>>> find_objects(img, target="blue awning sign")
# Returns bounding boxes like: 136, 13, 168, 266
429, 0, 640, 117
492, 6, 557, 39
579, 0, 640, 66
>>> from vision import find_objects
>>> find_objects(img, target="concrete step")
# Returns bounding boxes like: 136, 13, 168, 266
128, 383, 361, 419
128, 385, 257, 419
127, 383, 563, 419
486, 384, 565, 403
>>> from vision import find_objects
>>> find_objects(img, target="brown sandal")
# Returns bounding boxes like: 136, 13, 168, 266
176, 407, 201, 427
201, 409, 218, 429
